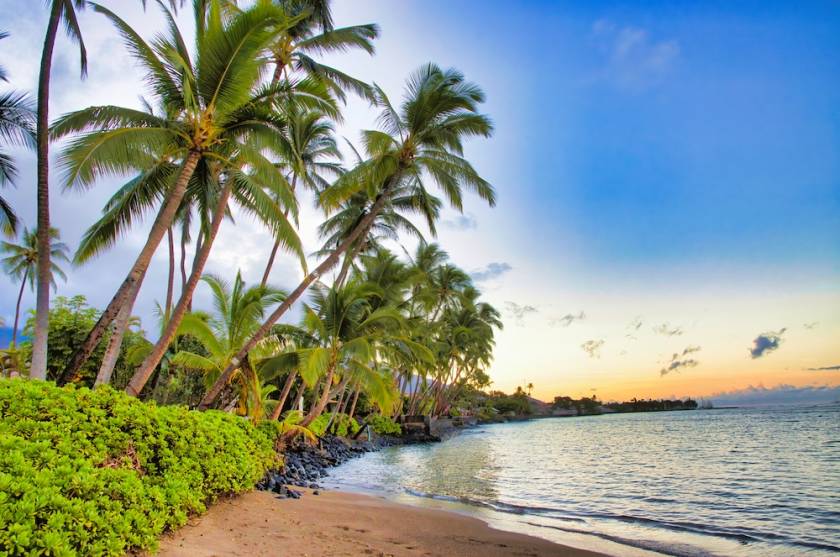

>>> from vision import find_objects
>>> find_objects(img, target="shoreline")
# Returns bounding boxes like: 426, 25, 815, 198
155, 488, 609, 557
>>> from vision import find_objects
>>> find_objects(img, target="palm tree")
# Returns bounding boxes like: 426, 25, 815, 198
265, 0, 379, 102
200, 63, 495, 408
261, 107, 342, 287
54, 1, 300, 384
167, 272, 285, 419
1, 228, 69, 347
29, 0, 186, 379
66, 98, 303, 386
258, 280, 403, 427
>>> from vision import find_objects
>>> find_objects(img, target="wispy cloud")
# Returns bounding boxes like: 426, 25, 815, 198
505, 301, 538, 325
652, 322, 683, 337
806, 364, 840, 371
442, 213, 477, 231
581, 339, 605, 359
749, 328, 786, 359
660, 345, 701, 377
627, 316, 643, 331
803, 321, 819, 330
710, 383, 840, 406
471, 262, 512, 282
592, 19, 680, 90
549, 311, 586, 328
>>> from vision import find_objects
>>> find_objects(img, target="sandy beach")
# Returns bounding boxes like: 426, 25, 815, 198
155, 489, 607, 557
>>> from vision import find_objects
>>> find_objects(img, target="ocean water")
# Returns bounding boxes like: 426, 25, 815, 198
326, 405, 840, 557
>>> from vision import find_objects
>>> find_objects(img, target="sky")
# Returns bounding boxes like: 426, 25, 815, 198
0, 0, 838, 404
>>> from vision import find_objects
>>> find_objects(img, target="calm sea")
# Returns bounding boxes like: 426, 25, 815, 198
326, 405, 840, 557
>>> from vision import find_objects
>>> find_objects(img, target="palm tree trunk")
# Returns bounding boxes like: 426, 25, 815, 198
300, 364, 336, 427
127, 179, 233, 396
164, 227, 175, 322
94, 297, 133, 387
180, 224, 188, 292
60, 151, 201, 384
30, 0, 63, 380
348, 386, 361, 419
11, 269, 27, 347
94, 267, 146, 387
269, 369, 298, 421
260, 174, 297, 287
199, 190, 392, 410
260, 240, 281, 288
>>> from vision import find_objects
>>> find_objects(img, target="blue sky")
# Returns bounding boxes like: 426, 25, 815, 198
1, 0, 838, 402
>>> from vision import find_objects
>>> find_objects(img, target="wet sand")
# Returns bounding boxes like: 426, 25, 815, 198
155, 489, 608, 556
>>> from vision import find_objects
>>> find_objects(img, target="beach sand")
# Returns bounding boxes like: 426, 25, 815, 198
155, 489, 607, 557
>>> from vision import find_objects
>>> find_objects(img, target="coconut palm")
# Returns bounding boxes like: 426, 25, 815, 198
200, 63, 495, 408
264, 0, 379, 102
55, 1, 301, 385
29, 0, 188, 380
258, 281, 405, 427
65, 98, 304, 386
167, 272, 286, 419
1, 228, 69, 347
261, 107, 342, 287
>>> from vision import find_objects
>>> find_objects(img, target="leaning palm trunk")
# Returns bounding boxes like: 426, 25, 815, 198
260, 175, 297, 287
11, 269, 27, 347
164, 227, 175, 322
94, 271, 145, 386
269, 370, 298, 421
199, 190, 392, 409
30, 1, 63, 380
126, 180, 233, 396
60, 152, 201, 384
299, 364, 337, 428
348, 385, 361, 419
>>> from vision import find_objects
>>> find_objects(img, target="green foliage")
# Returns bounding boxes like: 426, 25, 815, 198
487, 390, 531, 416
0, 379, 278, 556
18, 296, 147, 387
274, 410, 317, 444
308, 412, 360, 438
331, 413, 361, 437
367, 413, 401, 435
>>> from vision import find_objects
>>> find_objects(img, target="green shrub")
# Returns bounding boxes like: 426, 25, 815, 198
368, 414, 401, 435
330, 413, 361, 437
0, 379, 279, 556
308, 413, 360, 438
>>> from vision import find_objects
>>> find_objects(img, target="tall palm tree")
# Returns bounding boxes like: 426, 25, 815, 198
265, 0, 379, 102
261, 107, 342, 287
201, 63, 495, 408
29, 0, 186, 379
55, 1, 300, 384
1, 228, 69, 347
67, 98, 303, 386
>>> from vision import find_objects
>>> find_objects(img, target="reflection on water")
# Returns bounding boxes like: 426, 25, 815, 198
327, 405, 840, 557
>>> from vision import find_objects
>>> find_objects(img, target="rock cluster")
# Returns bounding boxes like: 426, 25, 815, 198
256, 435, 379, 498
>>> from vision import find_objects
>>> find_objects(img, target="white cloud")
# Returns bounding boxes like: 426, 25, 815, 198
591, 19, 680, 90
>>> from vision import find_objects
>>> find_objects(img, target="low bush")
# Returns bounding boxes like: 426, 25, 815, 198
367, 414, 401, 435
309, 412, 360, 438
0, 379, 279, 556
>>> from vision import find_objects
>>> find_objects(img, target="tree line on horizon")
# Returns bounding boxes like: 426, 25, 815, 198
0, 0, 502, 431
